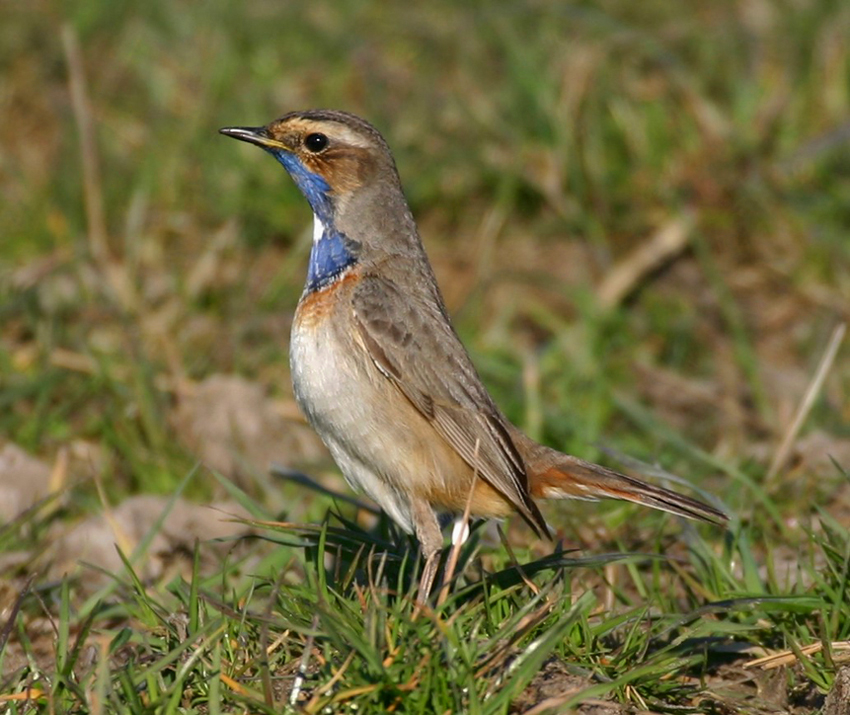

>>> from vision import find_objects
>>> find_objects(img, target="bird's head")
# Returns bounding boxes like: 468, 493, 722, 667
220, 110, 398, 228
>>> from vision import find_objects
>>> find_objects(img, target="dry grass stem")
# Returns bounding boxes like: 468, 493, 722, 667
765, 322, 847, 487
437, 439, 480, 607
597, 212, 694, 310
746, 641, 850, 670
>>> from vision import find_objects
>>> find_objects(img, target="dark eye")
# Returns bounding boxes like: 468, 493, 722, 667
304, 133, 328, 152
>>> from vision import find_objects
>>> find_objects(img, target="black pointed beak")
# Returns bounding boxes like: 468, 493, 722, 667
219, 126, 292, 151
219, 126, 269, 146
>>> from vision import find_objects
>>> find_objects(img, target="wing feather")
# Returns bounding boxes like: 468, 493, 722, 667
352, 275, 547, 535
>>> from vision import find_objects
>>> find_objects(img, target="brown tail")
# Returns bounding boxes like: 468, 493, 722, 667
512, 430, 726, 526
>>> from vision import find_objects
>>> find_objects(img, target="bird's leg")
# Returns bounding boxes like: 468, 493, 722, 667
411, 499, 443, 613
417, 550, 440, 603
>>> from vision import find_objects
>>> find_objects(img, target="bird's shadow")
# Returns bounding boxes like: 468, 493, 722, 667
249, 501, 666, 614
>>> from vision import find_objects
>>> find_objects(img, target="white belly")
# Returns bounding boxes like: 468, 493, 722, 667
290, 303, 416, 533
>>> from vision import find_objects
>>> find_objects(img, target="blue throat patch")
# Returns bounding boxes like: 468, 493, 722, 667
268, 149, 358, 291
307, 227, 358, 292
270, 149, 333, 225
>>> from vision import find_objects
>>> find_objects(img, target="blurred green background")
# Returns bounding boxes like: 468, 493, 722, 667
2, 0, 850, 710
3, 0, 847, 502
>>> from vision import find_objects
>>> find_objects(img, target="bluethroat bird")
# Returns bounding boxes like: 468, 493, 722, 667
220, 110, 726, 601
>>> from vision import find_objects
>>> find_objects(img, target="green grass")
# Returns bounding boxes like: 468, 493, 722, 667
3, 497, 850, 711
2, 0, 850, 712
